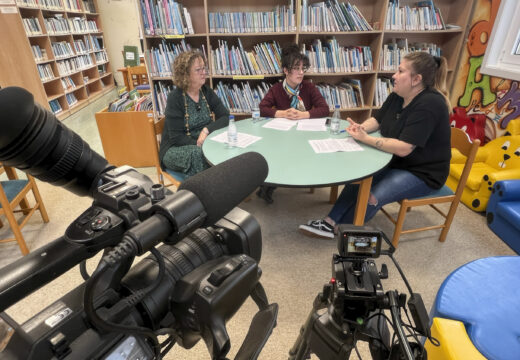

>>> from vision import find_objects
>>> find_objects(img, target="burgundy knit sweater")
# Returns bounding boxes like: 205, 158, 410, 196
259, 80, 330, 118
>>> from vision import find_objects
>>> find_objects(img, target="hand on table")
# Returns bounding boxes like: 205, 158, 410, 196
346, 118, 369, 142
277, 108, 309, 120
197, 128, 209, 147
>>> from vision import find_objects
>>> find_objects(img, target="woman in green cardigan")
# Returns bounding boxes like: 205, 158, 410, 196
159, 50, 229, 176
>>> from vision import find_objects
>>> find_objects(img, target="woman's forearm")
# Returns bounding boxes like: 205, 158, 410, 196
362, 136, 415, 157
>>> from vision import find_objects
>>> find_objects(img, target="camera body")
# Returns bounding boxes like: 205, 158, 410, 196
0, 166, 265, 360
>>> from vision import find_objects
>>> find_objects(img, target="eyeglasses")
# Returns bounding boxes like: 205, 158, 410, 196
193, 67, 209, 74
290, 66, 309, 73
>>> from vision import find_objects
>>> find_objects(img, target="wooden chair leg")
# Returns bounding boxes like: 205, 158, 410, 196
3, 207, 29, 255
19, 197, 31, 215
439, 200, 460, 242
329, 185, 338, 204
29, 178, 49, 223
392, 203, 409, 248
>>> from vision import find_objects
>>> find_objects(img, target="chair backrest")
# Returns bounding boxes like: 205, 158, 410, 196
146, 117, 181, 188
451, 127, 480, 199
127, 65, 149, 90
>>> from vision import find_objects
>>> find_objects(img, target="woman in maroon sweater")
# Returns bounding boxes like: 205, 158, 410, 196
257, 44, 330, 203
259, 44, 329, 120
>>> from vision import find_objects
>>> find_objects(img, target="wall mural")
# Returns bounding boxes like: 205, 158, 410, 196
450, 0, 520, 143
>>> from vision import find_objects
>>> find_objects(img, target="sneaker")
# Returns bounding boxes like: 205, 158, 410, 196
256, 186, 275, 204
299, 219, 335, 239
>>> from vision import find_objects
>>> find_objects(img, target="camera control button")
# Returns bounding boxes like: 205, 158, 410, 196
90, 216, 110, 231
202, 286, 213, 295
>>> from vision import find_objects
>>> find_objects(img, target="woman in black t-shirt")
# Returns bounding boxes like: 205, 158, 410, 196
300, 52, 451, 239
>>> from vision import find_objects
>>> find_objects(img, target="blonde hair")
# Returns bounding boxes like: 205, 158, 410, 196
404, 52, 451, 109
172, 50, 206, 91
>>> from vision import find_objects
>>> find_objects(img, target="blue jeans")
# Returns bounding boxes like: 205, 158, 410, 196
328, 168, 435, 224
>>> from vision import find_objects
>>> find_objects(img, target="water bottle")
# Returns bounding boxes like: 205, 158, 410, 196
251, 94, 260, 123
330, 104, 341, 135
227, 115, 237, 148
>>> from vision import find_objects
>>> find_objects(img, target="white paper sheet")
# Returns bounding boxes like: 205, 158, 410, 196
262, 118, 297, 131
296, 118, 327, 131
210, 132, 262, 148
309, 138, 364, 153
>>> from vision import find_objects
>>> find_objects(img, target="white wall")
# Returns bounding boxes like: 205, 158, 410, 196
97, 0, 141, 87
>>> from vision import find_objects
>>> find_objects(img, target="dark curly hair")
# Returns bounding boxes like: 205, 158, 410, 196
281, 43, 309, 72
172, 50, 206, 91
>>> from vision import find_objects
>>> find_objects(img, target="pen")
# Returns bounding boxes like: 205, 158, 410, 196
339, 129, 346, 133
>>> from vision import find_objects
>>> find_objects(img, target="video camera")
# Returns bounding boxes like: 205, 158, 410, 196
0, 87, 278, 360
289, 225, 433, 360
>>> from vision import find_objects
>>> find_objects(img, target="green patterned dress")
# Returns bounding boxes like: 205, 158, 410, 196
162, 93, 211, 176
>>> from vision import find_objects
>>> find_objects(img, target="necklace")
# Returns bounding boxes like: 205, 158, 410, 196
183, 90, 211, 136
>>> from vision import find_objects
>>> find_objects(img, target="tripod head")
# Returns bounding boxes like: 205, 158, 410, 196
290, 225, 431, 360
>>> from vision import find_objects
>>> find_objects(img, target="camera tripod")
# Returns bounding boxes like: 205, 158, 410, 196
288, 282, 392, 360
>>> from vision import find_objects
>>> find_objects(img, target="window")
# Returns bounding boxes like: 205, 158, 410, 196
481, 0, 520, 81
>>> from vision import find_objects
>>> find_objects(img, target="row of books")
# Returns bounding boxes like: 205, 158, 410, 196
316, 79, 364, 110
97, 63, 108, 75
49, 99, 63, 114
32, 45, 48, 61
302, 39, 373, 74
56, 55, 93, 76
374, 77, 393, 107
22, 17, 43, 36
134, 95, 153, 111
61, 76, 77, 91
82, 0, 95, 13
214, 81, 272, 113
69, 18, 99, 33
52, 41, 75, 59
107, 89, 141, 112
64, 0, 82, 12
145, 39, 196, 77
37, 63, 55, 81
94, 50, 108, 63
379, 39, 441, 71
73, 39, 90, 54
385, 0, 445, 31
210, 40, 282, 76
65, 92, 78, 106
153, 81, 175, 115
208, 6, 296, 33
41, 15, 99, 35
139, 0, 194, 36
17, 0, 95, 12
301, 0, 372, 32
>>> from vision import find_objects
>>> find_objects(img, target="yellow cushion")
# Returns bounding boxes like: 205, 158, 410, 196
425, 317, 486, 360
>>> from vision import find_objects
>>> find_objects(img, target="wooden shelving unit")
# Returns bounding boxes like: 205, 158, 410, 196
0, 0, 115, 120
137, 0, 474, 122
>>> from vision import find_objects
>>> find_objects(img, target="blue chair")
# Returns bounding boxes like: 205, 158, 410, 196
0, 166, 49, 255
486, 180, 520, 254
428, 256, 520, 360
147, 118, 187, 189
381, 127, 480, 247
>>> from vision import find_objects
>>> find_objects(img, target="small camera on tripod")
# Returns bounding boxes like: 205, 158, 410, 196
290, 225, 432, 360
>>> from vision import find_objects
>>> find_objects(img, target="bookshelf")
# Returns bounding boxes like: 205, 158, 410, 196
137, 0, 475, 122
0, 0, 115, 120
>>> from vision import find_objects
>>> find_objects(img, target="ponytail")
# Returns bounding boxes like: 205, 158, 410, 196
404, 52, 451, 109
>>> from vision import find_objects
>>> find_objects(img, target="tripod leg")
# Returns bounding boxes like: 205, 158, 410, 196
289, 294, 326, 360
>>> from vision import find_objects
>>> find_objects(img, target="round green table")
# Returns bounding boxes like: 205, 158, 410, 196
203, 118, 392, 225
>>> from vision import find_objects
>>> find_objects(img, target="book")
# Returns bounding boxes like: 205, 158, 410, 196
123, 45, 139, 67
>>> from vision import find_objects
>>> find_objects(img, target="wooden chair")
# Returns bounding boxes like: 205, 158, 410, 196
146, 117, 187, 189
380, 127, 480, 248
0, 165, 49, 255
126, 65, 150, 94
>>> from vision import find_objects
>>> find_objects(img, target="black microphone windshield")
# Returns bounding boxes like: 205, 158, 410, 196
0, 86, 109, 196
179, 152, 268, 226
